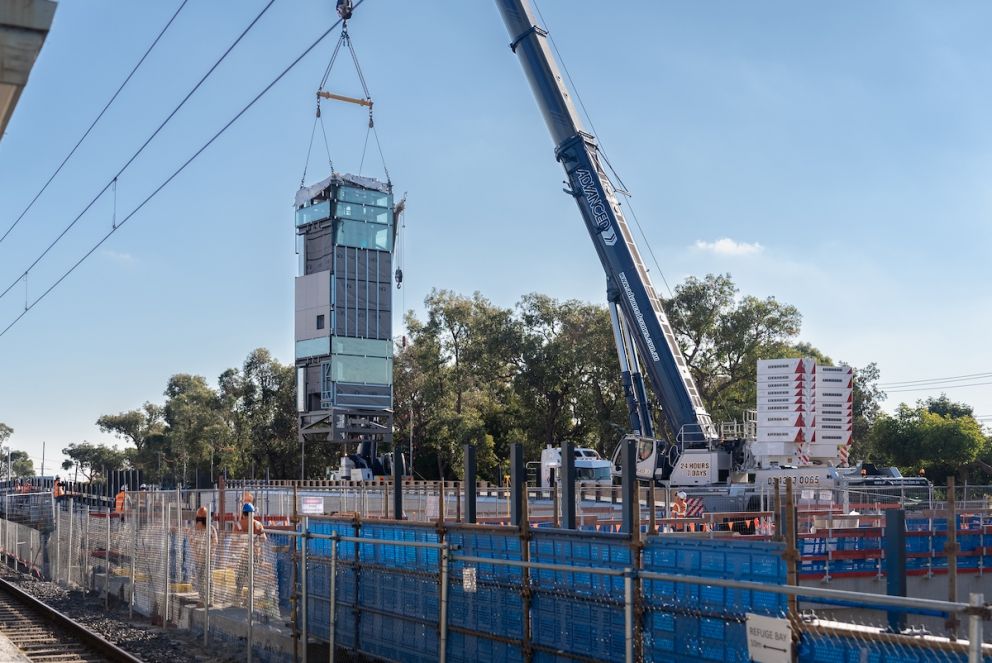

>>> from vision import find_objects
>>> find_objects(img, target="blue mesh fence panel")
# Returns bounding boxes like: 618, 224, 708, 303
800, 630, 974, 663
642, 537, 787, 663
529, 530, 628, 661
304, 519, 440, 658
447, 526, 525, 662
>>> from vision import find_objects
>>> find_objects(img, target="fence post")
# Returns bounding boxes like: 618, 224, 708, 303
162, 499, 169, 625
83, 506, 90, 590
784, 479, 798, 621
301, 517, 309, 663
510, 444, 524, 527
248, 509, 255, 663
394, 446, 404, 520
54, 504, 60, 583
624, 569, 634, 663
948, 477, 960, 638
203, 503, 212, 643
968, 592, 983, 663
464, 445, 477, 524
648, 483, 656, 535
67, 498, 74, 585
439, 542, 450, 663
562, 441, 576, 530
329, 533, 338, 663
621, 439, 636, 534
2, 482, 7, 568
106, 507, 112, 610
884, 509, 907, 632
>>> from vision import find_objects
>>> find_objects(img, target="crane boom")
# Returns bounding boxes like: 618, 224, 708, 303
494, 0, 717, 445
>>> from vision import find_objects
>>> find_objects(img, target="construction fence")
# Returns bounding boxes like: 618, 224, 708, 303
1, 485, 991, 662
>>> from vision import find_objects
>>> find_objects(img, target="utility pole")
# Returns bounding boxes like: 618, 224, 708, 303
40, 441, 45, 478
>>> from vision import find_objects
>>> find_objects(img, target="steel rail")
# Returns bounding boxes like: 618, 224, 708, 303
0, 574, 143, 663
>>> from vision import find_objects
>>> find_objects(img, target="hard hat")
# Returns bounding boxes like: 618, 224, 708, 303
677, 491, 688, 500
196, 506, 208, 518
139, 484, 147, 490
242, 502, 256, 514
120, 485, 127, 491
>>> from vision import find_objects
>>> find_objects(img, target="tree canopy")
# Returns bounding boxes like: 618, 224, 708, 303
871, 395, 989, 483
50, 272, 976, 485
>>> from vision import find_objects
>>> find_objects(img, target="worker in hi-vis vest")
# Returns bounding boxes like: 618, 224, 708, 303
52, 476, 65, 500
672, 491, 688, 518
115, 485, 128, 515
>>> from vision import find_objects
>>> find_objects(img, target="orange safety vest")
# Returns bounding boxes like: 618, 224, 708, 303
53, 482, 64, 498
672, 499, 687, 518
115, 491, 126, 513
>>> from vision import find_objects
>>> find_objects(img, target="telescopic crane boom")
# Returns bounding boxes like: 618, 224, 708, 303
493, 1, 718, 465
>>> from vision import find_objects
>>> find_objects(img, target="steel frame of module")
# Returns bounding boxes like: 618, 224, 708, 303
293, 173, 396, 450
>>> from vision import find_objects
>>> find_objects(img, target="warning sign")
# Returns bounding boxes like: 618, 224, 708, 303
746, 613, 792, 663
300, 496, 323, 515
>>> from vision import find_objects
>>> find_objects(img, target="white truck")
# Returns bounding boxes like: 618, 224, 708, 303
536, 445, 613, 488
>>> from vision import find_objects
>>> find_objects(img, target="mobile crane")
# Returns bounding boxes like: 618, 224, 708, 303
494, 0, 737, 489
493, 0, 936, 505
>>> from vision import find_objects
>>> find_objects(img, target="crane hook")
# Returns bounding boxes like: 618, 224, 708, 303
336, 0, 353, 21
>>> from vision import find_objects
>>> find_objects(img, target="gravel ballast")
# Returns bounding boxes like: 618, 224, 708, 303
2, 572, 244, 662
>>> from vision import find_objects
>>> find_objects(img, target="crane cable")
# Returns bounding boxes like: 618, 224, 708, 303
531, 0, 674, 299
0, 0, 189, 249
302, 9, 391, 186
0, 2, 365, 340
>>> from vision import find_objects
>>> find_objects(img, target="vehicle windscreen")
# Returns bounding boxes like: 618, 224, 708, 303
576, 467, 611, 481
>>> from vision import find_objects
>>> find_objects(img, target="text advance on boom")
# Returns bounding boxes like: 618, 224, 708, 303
575, 169, 618, 246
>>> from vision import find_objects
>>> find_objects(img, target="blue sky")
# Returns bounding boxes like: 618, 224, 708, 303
2, 1, 991, 471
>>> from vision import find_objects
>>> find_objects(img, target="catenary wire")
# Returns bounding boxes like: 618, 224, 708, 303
0, 0, 276, 303
0, 3, 364, 339
531, 0, 673, 298
0, 0, 189, 248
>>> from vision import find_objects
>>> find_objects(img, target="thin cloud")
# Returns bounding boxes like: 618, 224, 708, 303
101, 249, 137, 266
693, 238, 764, 256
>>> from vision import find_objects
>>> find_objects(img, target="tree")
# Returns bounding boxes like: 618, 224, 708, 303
96, 403, 164, 453
10, 450, 33, 478
0, 424, 34, 478
396, 290, 630, 480
0, 448, 33, 479
220, 349, 299, 479
849, 362, 885, 461
61, 442, 128, 482
872, 399, 987, 482
666, 273, 805, 422
513, 294, 626, 457
922, 394, 974, 419
398, 291, 517, 479
162, 374, 226, 486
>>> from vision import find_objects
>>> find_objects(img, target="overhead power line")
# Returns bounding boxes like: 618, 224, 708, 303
884, 380, 992, 394
0, 2, 364, 339
0, 0, 189, 248
0, 0, 277, 303
879, 371, 992, 388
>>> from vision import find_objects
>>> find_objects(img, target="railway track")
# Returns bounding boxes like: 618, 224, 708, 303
0, 575, 143, 663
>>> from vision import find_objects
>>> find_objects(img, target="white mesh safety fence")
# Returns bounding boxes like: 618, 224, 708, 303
0, 489, 286, 633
